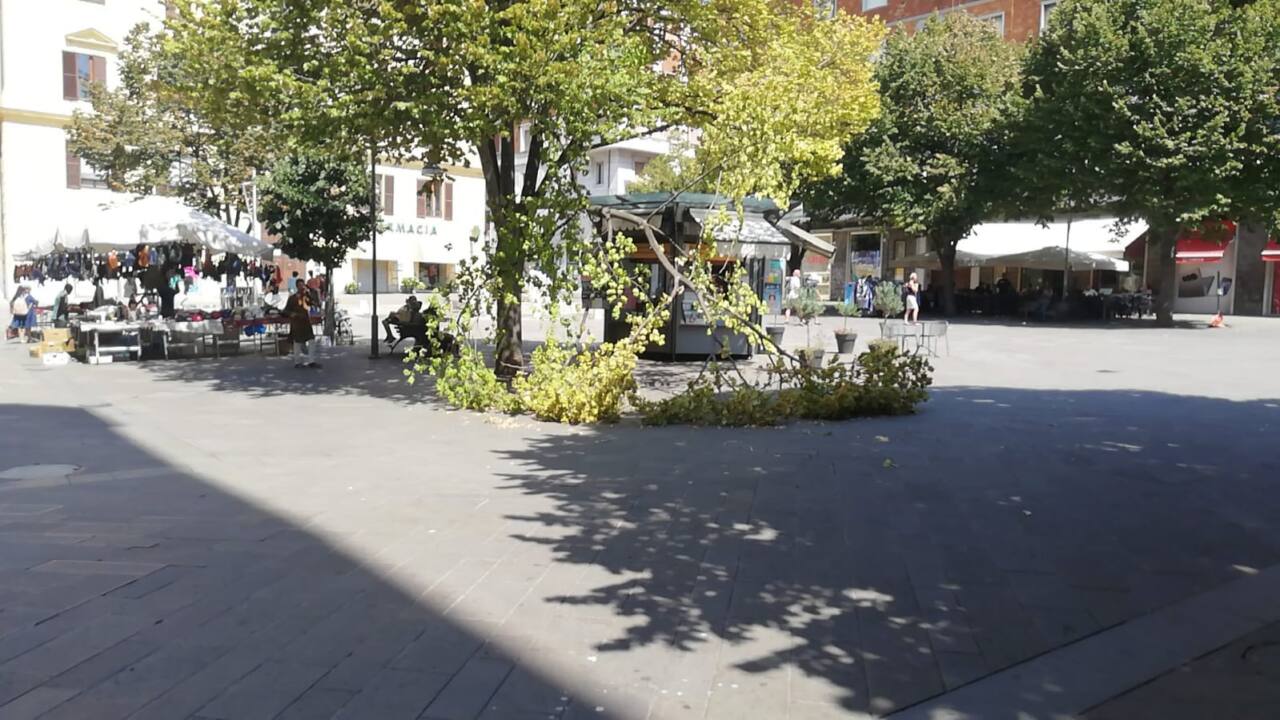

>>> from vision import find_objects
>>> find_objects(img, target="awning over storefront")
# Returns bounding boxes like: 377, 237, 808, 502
1262, 239, 1280, 262
989, 246, 1129, 272
889, 249, 992, 269
1175, 237, 1230, 264
1174, 222, 1236, 264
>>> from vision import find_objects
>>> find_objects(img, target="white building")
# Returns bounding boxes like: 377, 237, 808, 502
0, 0, 162, 301
334, 160, 488, 297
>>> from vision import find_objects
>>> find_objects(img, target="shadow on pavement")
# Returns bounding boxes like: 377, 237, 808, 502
0, 403, 615, 720
493, 387, 1280, 715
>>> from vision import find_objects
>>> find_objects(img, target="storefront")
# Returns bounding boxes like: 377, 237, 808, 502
1171, 227, 1237, 315
332, 162, 487, 299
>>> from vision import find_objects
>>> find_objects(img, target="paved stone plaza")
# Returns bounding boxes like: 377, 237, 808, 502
0, 315, 1278, 719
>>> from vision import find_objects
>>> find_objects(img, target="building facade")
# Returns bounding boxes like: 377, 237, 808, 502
0, 0, 163, 300
837, 0, 1060, 41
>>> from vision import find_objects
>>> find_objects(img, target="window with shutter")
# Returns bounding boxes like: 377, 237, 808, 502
62, 52, 78, 100
378, 174, 395, 215
66, 148, 81, 189
416, 179, 428, 218
62, 52, 105, 100
512, 123, 523, 154
444, 182, 453, 221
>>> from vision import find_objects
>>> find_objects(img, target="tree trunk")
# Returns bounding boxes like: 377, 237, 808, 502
493, 248, 523, 380
1149, 226, 1179, 327
938, 244, 958, 317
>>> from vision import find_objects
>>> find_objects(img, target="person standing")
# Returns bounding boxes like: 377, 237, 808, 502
285, 282, 320, 369
904, 272, 921, 324
785, 269, 803, 323
287, 271, 300, 294
8, 286, 32, 342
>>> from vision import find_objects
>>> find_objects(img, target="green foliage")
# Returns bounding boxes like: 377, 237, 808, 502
874, 283, 904, 317
512, 340, 638, 424
66, 24, 270, 227
1020, 0, 1280, 323
866, 338, 900, 354
168, 0, 884, 379
259, 152, 373, 272
343, 282, 358, 295
836, 300, 861, 332
405, 345, 515, 413
803, 12, 1024, 315
637, 345, 932, 426
400, 277, 426, 293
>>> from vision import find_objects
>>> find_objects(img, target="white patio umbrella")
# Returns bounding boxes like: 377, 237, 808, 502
987, 245, 1129, 272
74, 196, 272, 258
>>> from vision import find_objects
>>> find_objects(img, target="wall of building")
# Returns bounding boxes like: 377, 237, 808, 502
331, 163, 488, 299
0, 0, 161, 298
841, 0, 1056, 41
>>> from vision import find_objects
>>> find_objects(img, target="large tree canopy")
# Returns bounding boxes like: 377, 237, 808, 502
164, 0, 883, 376
67, 25, 271, 229
803, 12, 1024, 316
1020, 0, 1280, 324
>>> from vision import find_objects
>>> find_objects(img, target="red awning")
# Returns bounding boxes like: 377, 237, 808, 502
1263, 239, 1280, 263
1175, 222, 1236, 264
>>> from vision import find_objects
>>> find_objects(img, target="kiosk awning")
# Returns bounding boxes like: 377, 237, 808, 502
775, 221, 835, 258
688, 208, 792, 261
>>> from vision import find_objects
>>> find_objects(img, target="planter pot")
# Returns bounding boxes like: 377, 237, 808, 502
765, 325, 786, 347
798, 348, 826, 369
834, 331, 858, 355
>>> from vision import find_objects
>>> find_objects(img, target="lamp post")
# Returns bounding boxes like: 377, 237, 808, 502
369, 145, 381, 359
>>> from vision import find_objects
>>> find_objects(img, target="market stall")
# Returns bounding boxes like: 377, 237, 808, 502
10, 196, 320, 364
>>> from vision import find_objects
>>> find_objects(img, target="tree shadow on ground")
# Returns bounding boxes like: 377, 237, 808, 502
134, 345, 448, 405
491, 387, 1280, 716
0, 403, 618, 719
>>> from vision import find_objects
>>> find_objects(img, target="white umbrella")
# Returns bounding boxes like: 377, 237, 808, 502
988, 245, 1129, 272
75, 196, 272, 258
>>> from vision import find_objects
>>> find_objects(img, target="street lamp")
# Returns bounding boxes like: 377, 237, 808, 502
369, 145, 381, 359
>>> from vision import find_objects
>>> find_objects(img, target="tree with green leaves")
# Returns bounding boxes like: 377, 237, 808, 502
804, 12, 1023, 317
259, 152, 375, 335
163, 0, 882, 378
1020, 0, 1280, 325
67, 24, 271, 229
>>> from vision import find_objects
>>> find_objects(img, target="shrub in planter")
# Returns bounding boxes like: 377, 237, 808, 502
400, 277, 426, 293
343, 281, 359, 294
835, 300, 861, 354
786, 288, 825, 364
874, 282, 904, 318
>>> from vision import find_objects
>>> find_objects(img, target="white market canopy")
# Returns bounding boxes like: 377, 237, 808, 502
55, 196, 272, 259
894, 218, 1142, 273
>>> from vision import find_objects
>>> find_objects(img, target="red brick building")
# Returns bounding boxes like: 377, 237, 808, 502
834, 0, 1060, 41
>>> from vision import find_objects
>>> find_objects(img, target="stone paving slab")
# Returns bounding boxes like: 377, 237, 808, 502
0, 316, 1278, 718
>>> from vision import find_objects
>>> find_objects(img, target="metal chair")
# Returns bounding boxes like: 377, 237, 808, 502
920, 320, 950, 357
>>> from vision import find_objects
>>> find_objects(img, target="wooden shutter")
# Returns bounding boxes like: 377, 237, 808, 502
416, 179, 427, 218
66, 148, 81, 189
62, 52, 79, 100
512, 123, 523, 153
90, 55, 106, 88
382, 174, 394, 215
444, 182, 453, 221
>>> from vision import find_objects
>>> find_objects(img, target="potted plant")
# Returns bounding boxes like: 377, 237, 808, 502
834, 300, 861, 354
343, 281, 359, 295
788, 288, 825, 368
874, 282, 905, 319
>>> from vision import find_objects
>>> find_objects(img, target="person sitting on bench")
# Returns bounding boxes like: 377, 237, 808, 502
383, 295, 423, 345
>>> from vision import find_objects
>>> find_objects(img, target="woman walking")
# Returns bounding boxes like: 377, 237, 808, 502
285, 281, 320, 369
904, 272, 921, 324
785, 269, 803, 323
